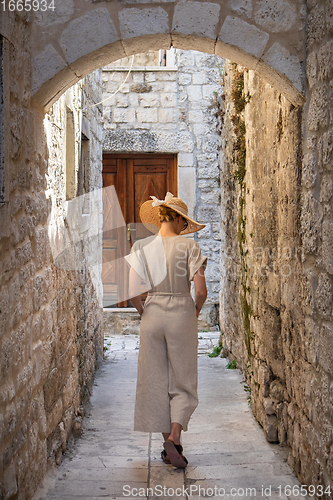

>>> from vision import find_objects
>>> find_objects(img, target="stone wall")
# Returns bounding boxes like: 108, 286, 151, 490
103, 50, 222, 325
0, 11, 104, 499
220, 11, 333, 491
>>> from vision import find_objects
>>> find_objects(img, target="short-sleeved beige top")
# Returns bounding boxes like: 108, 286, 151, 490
125, 234, 207, 294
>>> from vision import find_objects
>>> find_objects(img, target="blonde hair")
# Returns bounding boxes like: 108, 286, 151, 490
158, 205, 179, 222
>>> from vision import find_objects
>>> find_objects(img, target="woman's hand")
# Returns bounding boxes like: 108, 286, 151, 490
129, 267, 144, 316
193, 266, 207, 318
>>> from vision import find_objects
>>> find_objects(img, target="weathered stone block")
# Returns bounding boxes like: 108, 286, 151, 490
219, 16, 269, 58
116, 94, 129, 108
2, 252, 15, 283
163, 82, 178, 93
196, 224, 212, 240
139, 93, 159, 107
19, 262, 36, 288
302, 152, 317, 189
200, 189, 220, 205
300, 192, 323, 255
188, 109, 203, 123
254, 0, 297, 32
202, 84, 217, 100
202, 137, 220, 154
128, 94, 139, 107
9, 274, 21, 328
146, 73, 157, 83
0, 285, 9, 337
161, 93, 177, 107
18, 215, 35, 242
197, 205, 220, 223
46, 398, 63, 438
178, 73, 192, 85
32, 44, 68, 95
204, 264, 221, 282
318, 324, 333, 376
264, 414, 278, 442
33, 275, 44, 313
315, 273, 333, 321
270, 379, 285, 402
176, 132, 195, 153
322, 221, 333, 275
172, 1, 220, 39
187, 85, 203, 102
20, 278, 33, 322
276, 401, 288, 445
113, 108, 129, 123
307, 4, 325, 49
258, 364, 271, 397
119, 7, 169, 39
60, 9, 118, 64
178, 153, 194, 167
63, 369, 79, 410
198, 161, 219, 179
261, 42, 304, 92
317, 40, 333, 82
3, 461, 18, 500
193, 123, 211, 136
308, 84, 329, 131
320, 129, 333, 171
193, 73, 208, 85
264, 271, 281, 309
320, 174, 333, 204
135, 108, 157, 123
303, 316, 319, 367
327, 0, 333, 33
15, 241, 33, 268
263, 397, 276, 415
227, 0, 252, 18
158, 109, 176, 123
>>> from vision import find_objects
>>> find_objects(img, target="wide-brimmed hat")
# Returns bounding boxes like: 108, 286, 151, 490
139, 192, 206, 235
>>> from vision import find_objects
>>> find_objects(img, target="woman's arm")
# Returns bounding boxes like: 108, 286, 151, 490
129, 267, 144, 316
193, 266, 207, 317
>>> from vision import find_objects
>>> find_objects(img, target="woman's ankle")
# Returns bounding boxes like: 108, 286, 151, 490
167, 433, 181, 445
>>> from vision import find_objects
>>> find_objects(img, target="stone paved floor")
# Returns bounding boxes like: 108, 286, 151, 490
33, 331, 303, 500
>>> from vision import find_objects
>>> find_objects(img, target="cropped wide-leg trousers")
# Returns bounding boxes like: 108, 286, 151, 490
134, 292, 199, 433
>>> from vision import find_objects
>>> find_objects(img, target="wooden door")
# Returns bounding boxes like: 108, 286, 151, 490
102, 153, 177, 307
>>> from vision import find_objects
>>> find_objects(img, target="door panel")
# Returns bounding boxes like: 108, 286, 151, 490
102, 153, 177, 307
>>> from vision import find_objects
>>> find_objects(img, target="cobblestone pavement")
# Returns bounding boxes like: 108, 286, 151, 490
33, 331, 303, 500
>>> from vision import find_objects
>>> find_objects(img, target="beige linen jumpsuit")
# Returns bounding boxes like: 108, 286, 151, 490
125, 234, 207, 434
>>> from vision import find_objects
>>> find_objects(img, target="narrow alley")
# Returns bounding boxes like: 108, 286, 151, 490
33, 332, 301, 500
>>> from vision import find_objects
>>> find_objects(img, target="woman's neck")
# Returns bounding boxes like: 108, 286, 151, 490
159, 220, 180, 237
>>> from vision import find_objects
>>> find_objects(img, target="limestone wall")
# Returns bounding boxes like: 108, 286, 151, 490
220, 3, 333, 489
0, 11, 104, 498
103, 49, 222, 325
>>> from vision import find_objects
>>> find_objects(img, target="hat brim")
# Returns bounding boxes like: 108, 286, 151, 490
139, 200, 206, 235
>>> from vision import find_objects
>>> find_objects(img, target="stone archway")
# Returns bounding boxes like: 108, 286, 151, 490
31, 0, 306, 110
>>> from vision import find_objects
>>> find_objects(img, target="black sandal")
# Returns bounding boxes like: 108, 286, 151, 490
161, 449, 171, 464
163, 440, 188, 468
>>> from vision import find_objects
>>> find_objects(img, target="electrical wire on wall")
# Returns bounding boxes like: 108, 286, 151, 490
83, 55, 135, 110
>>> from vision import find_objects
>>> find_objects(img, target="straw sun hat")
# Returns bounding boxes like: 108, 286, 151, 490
139, 192, 206, 235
